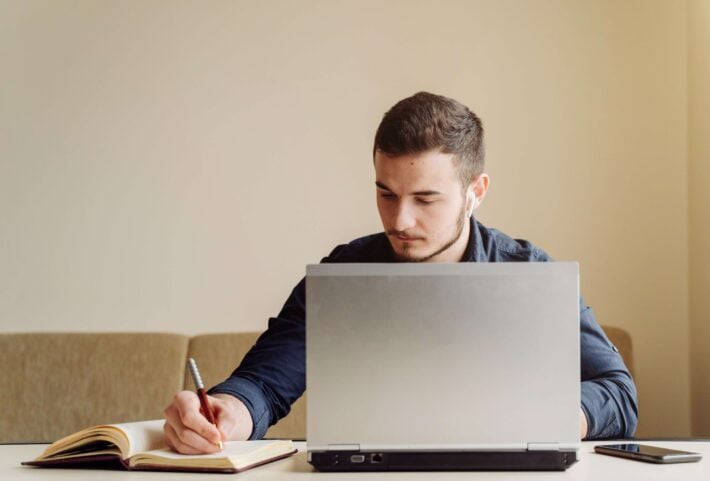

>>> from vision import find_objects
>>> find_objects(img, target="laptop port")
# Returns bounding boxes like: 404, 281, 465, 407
370, 453, 384, 464
350, 454, 365, 463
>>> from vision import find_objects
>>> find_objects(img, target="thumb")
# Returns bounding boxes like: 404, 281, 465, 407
212, 395, 252, 440
216, 421, 232, 441
212, 398, 236, 439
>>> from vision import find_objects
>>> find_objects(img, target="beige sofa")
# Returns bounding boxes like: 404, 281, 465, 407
0, 327, 631, 443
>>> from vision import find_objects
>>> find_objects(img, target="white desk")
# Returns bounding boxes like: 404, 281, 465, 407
2, 441, 709, 480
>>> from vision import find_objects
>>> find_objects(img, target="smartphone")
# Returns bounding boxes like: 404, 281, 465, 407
594, 443, 702, 464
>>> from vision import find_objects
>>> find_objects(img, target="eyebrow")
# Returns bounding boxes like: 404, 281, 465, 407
375, 181, 443, 196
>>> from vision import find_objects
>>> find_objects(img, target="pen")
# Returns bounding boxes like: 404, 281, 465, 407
187, 357, 223, 451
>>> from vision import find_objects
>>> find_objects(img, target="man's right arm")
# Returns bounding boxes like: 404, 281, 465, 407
162, 276, 308, 451
207, 276, 309, 440
162, 242, 365, 452
164, 279, 306, 454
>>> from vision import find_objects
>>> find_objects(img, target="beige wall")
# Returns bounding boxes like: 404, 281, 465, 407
0, 0, 697, 436
689, 0, 710, 437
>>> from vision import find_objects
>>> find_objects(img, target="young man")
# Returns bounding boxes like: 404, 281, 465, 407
163, 92, 638, 453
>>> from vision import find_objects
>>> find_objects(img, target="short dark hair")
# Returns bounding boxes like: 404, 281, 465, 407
373, 92, 485, 186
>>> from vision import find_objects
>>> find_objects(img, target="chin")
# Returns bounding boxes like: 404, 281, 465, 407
396, 248, 431, 263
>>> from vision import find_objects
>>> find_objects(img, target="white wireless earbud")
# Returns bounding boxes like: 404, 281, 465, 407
466, 191, 476, 217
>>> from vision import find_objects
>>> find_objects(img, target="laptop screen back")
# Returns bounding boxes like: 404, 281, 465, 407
306, 262, 580, 452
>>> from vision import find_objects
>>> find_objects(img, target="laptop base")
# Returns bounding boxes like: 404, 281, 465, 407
309, 450, 578, 472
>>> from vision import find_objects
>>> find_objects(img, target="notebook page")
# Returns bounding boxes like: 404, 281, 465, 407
114, 420, 167, 457
141, 440, 281, 460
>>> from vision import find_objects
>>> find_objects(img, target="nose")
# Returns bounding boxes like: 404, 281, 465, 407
393, 200, 416, 232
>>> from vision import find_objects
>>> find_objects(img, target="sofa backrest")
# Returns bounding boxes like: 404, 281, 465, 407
0, 333, 188, 443
601, 325, 634, 376
0, 325, 631, 443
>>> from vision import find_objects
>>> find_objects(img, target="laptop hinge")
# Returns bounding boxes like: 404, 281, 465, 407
327, 444, 360, 451
527, 443, 561, 451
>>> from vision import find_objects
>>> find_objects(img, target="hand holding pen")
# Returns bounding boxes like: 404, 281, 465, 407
163, 361, 255, 454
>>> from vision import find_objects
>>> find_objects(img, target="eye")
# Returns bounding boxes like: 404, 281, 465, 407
379, 193, 396, 200
416, 198, 435, 205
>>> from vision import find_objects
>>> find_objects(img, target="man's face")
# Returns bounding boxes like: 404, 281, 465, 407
375, 149, 469, 263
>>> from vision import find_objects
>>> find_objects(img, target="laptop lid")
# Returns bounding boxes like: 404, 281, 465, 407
306, 262, 580, 453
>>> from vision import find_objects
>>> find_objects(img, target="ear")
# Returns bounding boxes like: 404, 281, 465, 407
469, 174, 490, 211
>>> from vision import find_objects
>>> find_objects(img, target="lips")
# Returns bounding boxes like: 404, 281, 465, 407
394, 234, 421, 241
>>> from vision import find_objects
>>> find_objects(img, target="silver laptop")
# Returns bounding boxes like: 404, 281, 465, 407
306, 262, 581, 471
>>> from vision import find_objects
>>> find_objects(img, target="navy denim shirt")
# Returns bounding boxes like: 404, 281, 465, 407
209, 218, 639, 440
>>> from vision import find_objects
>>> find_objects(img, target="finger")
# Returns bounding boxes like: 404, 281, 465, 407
164, 421, 210, 455
213, 405, 244, 441
163, 420, 177, 451
211, 395, 251, 441
175, 424, 221, 454
165, 419, 219, 455
163, 398, 188, 432
210, 399, 232, 436
164, 391, 199, 431
164, 393, 221, 452
174, 392, 222, 444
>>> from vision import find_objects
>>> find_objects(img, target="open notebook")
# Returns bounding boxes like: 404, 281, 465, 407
22, 419, 296, 473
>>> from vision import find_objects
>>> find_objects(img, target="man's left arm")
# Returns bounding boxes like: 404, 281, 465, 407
578, 299, 639, 439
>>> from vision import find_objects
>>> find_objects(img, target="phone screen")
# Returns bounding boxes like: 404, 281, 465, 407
607, 444, 691, 457
595, 444, 702, 464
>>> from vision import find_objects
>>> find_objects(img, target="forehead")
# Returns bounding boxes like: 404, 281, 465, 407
374, 150, 460, 193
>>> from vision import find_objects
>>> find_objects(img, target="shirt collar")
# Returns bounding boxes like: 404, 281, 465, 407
465, 216, 486, 262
